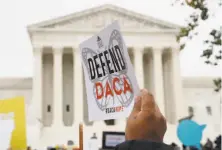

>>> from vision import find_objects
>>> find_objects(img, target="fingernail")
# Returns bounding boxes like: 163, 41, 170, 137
135, 96, 141, 103
140, 89, 148, 95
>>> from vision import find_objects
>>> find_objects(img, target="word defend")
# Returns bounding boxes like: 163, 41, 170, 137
88, 45, 126, 80
80, 21, 139, 121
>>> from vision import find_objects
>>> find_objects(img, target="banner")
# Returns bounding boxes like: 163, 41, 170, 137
0, 97, 27, 149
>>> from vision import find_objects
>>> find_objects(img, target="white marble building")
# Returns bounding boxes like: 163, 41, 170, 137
0, 4, 220, 149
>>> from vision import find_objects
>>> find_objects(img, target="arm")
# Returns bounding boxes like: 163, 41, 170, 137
115, 140, 173, 150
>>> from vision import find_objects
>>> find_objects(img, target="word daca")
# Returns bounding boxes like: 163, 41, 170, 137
87, 45, 126, 80
105, 106, 124, 114
95, 77, 132, 100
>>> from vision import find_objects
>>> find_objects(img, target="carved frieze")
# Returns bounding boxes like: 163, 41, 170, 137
43, 10, 172, 29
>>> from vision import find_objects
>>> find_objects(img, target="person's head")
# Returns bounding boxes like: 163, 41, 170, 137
182, 144, 186, 149
189, 146, 198, 150
93, 133, 96, 137
27, 146, 31, 150
171, 143, 177, 147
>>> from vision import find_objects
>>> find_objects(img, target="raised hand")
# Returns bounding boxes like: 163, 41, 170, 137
125, 89, 167, 142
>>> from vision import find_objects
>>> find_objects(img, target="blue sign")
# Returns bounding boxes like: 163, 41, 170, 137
177, 120, 206, 149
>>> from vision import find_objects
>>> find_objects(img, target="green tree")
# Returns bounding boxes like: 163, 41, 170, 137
173, 0, 221, 92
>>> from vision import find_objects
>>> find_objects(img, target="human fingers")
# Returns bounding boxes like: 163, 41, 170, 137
131, 93, 142, 114
140, 89, 155, 111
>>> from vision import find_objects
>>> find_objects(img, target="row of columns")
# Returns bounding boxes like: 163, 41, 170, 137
134, 47, 184, 121
33, 47, 84, 127
32, 46, 184, 127
134, 47, 165, 115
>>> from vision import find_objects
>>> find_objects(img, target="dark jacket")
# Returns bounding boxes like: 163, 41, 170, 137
115, 140, 174, 150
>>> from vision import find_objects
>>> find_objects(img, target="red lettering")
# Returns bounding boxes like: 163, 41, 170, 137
120, 106, 122, 112
105, 82, 114, 97
118, 106, 121, 112
95, 82, 103, 100
115, 106, 124, 112
115, 107, 119, 112
123, 77, 132, 94
94, 77, 132, 100
113, 77, 122, 95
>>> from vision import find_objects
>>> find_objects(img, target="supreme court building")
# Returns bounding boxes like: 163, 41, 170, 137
0, 4, 220, 149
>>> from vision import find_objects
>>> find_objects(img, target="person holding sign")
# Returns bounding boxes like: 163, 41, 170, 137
80, 21, 172, 150
115, 89, 173, 150
80, 21, 140, 121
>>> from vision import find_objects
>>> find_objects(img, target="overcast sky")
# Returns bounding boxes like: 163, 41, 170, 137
0, 0, 221, 77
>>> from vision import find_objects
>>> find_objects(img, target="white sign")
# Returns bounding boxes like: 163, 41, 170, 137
80, 21, 139, 121
0, 112, 15, 150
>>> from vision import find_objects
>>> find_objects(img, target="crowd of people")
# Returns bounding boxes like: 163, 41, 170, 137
14, 134, 221, 150
171, 135, 221, 150
5, 90, 222, 150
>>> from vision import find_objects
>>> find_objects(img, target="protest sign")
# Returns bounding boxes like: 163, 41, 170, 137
0, 97, 27, 149
80, 21, 139, 121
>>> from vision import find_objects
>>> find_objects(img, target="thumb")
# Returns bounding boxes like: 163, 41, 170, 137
131, 96, 142, 114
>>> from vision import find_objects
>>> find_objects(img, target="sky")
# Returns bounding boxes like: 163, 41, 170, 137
0, 0, 221, 77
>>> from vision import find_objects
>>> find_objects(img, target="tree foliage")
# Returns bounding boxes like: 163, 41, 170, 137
173, 0, 222, 92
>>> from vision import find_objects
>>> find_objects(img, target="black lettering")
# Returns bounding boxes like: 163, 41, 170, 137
88, 58, 95, 80
114, 45, 126, 70
109, 48, 121, 72
93, 55, 102, 78
99, 53, 106, 76
104, 50, 114, 74
105, 107, 123, 114
105, 107, 124, 114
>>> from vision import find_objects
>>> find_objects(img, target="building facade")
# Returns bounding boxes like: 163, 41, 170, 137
0, 4, 220, 149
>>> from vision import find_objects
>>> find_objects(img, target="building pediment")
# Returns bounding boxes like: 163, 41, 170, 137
28, 4, 181, 31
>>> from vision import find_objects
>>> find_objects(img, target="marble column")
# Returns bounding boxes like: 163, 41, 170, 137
134, 47, 144, 88
153, 48, 165, 116
53, 47, 63, 126
33, 47, 43, 124
171, 48, 185, 122
74, 48, 83, 122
